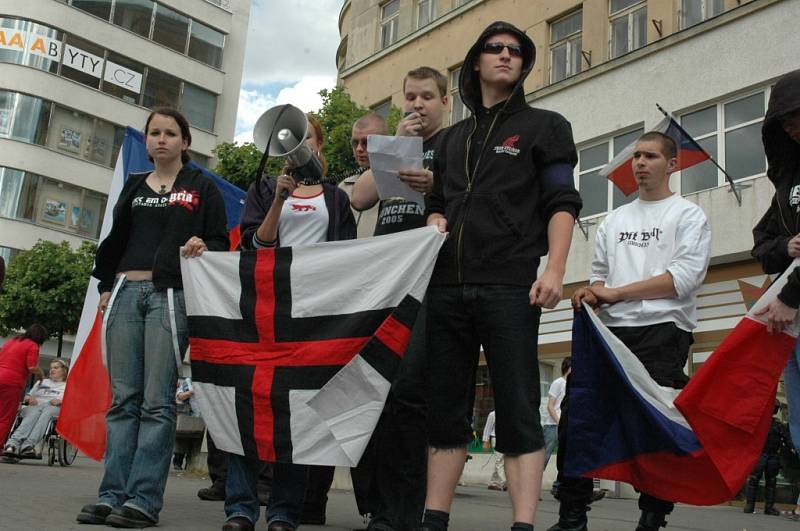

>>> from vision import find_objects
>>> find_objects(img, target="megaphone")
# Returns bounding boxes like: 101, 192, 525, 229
253, 104, 323, 199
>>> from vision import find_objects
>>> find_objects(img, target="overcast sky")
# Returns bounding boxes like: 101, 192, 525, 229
234, 0, 343, 144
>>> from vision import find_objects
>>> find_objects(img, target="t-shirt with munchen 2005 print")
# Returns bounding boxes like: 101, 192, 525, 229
373, 130, 442, 236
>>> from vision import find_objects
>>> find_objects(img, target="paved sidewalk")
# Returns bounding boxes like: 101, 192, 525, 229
1, 455, 798, 530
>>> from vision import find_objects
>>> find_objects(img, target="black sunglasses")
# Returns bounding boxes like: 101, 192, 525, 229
482, 42, 523, 57
351, 137, 368, 150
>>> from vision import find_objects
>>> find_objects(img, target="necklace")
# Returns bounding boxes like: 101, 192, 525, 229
159, 184, 167, 194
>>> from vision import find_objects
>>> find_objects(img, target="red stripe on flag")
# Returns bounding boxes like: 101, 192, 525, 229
676, 148, 710, 172
57, 313, 112, 461
253, 365, 276, 461
608, 164, 638, 196
229, 225, 241, 251
374, 316, 412, 358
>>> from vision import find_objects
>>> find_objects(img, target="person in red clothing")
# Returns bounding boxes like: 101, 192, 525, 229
0, 323, 48, 445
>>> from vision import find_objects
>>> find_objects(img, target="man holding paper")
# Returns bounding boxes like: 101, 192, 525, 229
349, 66, 448, 531
351, 67, 447, 236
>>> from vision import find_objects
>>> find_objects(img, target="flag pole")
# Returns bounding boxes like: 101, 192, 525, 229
655, 103, 742, 206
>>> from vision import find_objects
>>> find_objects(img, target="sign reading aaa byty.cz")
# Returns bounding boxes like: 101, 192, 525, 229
0, 29, 142, 95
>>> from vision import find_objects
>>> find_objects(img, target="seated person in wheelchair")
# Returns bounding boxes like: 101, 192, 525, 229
4, 359, 68, 458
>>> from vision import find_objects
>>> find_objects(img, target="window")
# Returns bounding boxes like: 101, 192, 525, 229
577, 127, 644, 218
610, 0, 646, 59
0, 18, 62, 74
417, 0, 436, 28
0, 245, 21, 266
152, 3, 190, 53
189, 20, 225, 68
679, 90, 768, 194
143, 68, 181, 108
61, 35, 105, 89
381, 0, 400, 49
0, 166, 107, 238
190, 151, 211, 169
0, 91, 51, 145
180, 83, 217, 131
372, 100, 391, 119
449, 67, 470, 125
681, 0, 724, 29
550, 10, 582, 83
71, 0, 112, 21
102, 51, 145, 104
113, 0, 155, 38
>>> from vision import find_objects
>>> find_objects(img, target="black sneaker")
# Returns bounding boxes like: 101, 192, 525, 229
198, 485, 226, 501
105, 506, 156, 528
77, 504, 114, 525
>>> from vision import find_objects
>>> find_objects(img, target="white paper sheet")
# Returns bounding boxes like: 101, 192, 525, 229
367, 134, 425, 207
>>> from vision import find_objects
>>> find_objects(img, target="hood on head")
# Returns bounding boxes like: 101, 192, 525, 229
763, 69, 800, 183
459, 21, 536, 114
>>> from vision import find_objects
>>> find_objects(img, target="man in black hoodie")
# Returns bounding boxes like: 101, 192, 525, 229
424, 21, 582, 531
752, 68, 800, 507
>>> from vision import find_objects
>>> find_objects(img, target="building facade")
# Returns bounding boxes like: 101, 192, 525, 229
337, 0, 800, 431
0, 0, 250, 356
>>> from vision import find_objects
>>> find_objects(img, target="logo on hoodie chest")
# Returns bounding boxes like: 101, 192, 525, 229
790, 185, 800, 212
493, 134, 521, 156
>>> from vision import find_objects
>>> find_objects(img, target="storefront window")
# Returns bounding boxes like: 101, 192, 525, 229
152, 3, 189, 53
180, 83, 216, 131
143, 68, 181, 108
113, 0, 155, 38
188, 20, 224, 68
0, 166, 107, 239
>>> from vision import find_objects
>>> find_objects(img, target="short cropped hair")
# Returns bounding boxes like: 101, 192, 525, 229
353, 112, 388, 135
637, 131, 677, 160
403, 67, 448, 98
561, 356, 571, 376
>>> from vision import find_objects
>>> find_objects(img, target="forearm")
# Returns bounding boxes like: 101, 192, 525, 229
544, 211, 575, 275
255, 202, 283, 245
614, 272, 678, 301
351, 170, 379, 211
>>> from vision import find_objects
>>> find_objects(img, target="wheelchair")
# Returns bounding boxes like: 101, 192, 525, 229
4, 410, 78, 466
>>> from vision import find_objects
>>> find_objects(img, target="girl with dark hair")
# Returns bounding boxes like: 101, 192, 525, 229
0, 323, 48, 447
225, 114, 356, 531
77, 108, 229, 528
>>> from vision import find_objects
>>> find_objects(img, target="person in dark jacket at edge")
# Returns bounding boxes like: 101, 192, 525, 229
424, 21, 582, 531
752, 68, 800, 521
743, 401, 785, 516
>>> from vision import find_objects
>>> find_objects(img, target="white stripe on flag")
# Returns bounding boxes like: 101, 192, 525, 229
599, 117, 670, 178
289, 225, 442, 318
193, 382, 244, 455
746, 256, 800, 337
181, 250, 244, 320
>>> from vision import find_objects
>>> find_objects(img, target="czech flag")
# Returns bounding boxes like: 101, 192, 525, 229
599, 117, 711, 196
58, 127, 246, 460
565, 259, 798, 505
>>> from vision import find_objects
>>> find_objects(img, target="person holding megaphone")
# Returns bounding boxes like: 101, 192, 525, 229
225, 112, 355, 531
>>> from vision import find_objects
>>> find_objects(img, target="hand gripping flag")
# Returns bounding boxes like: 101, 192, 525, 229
565, 260, 799, 505
58, 127, 246, 460
599, 116, 710, 196
180, 226, 445, 466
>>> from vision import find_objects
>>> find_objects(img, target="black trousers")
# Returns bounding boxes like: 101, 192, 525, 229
206, 430, 273, 493
556, 322, 693, 515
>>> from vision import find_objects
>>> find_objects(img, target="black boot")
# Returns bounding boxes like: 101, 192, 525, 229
743, 475, 758, 514
635, 511, 667, 531
764, 478, 779, 516
546, 504, 588, 531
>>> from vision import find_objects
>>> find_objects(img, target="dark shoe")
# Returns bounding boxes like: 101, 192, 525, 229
19, 445, 36, 458
546, 504, 588, 531
223, 517, 255, 531
590, 490, 606, 504
635, 511, 667, 531
367, 523, 395, 531
3, 444, 17, 457
488, 484, 504, 491
764, 506, 780, 516
198, 485, 226, 501
267, 523, 296, 531
300, 512, 326, 525
76, 504, 114, 525
105, 506, 156, 528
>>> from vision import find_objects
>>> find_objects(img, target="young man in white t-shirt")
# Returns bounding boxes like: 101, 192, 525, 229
547, 132, 711, 531
542, 357, 570, 470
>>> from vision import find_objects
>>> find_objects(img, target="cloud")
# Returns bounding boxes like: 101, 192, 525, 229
243, 0, 343, 85
234, 75, 337, 144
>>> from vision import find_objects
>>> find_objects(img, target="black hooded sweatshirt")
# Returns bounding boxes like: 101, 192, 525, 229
427, 21, 582, 287
752, 69, 800, 307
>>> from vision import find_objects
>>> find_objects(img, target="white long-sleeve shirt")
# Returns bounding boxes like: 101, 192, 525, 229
590, 194, 711, 332
482, 411, 496, 442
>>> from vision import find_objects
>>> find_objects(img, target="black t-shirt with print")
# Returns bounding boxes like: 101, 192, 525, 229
117, 182, 171, 272
373, 130, 442, 236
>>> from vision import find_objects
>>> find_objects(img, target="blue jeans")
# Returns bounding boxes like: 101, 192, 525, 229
226, 455, 308, 528
97, 281, 187, 522
542, 424, 558, 469
786, 340, 800, 454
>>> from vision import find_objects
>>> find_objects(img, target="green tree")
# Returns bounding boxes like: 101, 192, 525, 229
212, 142, 283, 192
0, 240, 97, 357
315, 86, 368, 181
